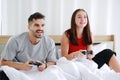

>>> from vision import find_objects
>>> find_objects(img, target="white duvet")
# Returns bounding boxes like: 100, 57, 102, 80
1, 57, 120, 80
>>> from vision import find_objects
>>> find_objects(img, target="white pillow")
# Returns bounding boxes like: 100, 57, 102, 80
56, 43, 107, 59
93, 43, 107, 54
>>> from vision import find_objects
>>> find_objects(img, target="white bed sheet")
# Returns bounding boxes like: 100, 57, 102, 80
1, 57, 120, 80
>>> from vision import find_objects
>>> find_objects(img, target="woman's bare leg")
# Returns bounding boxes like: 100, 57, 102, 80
109, 55, 120, 72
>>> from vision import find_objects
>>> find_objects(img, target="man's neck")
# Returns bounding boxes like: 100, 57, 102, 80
29, 35, 40, 45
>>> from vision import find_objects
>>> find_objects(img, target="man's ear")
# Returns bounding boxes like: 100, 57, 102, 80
28, 25, 30, 30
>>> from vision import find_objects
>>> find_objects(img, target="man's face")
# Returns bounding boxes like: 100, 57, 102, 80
28, 19, 45, 38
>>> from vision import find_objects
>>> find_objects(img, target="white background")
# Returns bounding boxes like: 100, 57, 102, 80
0, 0, 120, 58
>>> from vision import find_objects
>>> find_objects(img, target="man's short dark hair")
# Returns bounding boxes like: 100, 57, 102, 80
28, 12, 45, 23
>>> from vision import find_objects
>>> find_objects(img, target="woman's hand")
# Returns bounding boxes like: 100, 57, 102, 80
87, 54, 94, 60
72, 51, 84, 58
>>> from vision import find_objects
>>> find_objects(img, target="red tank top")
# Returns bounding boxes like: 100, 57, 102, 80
68, 38, 87, 54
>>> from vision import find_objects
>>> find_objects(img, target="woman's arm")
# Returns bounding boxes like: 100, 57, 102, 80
86, 33, 94, 60
61, 33, 72, 60
61, 33, 84, 60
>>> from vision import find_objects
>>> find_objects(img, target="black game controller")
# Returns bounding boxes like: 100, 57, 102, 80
81, 50, 87, 55
81, 50, 93, 55
29, 61, 42, 67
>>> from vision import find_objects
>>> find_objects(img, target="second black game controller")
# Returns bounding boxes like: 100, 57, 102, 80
81, 50, 93, 55
81, 50, 87, 55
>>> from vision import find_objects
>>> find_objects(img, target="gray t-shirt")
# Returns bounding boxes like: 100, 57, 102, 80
1, 32, 57, 63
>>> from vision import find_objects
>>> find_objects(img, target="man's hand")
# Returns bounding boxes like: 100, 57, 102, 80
22, 59, 33, 71
38, 63, 46, 71
22, 63, 33, 71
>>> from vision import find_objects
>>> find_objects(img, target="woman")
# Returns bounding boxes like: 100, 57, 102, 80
61, 9, 120, 72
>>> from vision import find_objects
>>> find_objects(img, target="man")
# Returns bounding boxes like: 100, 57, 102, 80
1, 12, 57, 71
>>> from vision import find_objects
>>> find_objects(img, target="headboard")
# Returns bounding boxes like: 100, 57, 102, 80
49, 35, 115, 51
0, 35, 115, 51
0, 36, 11, 44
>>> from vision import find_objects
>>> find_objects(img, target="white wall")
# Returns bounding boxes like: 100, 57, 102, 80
0, 0, 1, 35
110, 0, 120, 58
1, 0, 120, 58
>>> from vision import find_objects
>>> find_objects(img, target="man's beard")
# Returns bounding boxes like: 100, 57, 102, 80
33, 30, 44, 38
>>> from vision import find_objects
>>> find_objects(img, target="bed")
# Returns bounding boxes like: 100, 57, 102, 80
49, 35, 115, 59
0, 35, 115, 58
0, 35, 120, 80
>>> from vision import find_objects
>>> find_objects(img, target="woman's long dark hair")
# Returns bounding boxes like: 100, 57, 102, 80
65, 9, 92, 45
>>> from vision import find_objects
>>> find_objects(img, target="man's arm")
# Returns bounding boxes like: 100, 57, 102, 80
1, 59, 33, 70
46, 61, 56, 66
38, 61, 56, 71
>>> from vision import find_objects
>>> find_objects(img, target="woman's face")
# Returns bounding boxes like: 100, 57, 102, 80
75, 10, 87, 28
